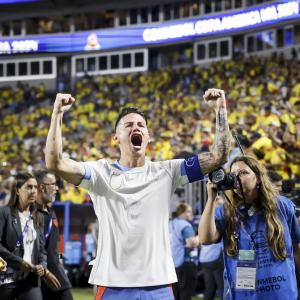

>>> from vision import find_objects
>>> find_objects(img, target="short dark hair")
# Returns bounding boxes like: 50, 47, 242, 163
114, 107, 148, 131
35, 170, 55, 184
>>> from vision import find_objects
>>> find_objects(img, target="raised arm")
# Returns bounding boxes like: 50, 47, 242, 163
45, 93, 85, 185
198, 180, 221, 244
198, 88, 231, 175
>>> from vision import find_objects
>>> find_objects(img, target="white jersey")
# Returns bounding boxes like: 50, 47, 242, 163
79, 158, 189, 287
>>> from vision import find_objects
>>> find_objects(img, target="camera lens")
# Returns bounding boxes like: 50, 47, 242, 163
211, 168, 225, 183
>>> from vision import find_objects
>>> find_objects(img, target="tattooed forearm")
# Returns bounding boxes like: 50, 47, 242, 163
213, 108, 230, 161
217, 110, 227, 131
199, 152, 217, 175
198, 107, 231, 175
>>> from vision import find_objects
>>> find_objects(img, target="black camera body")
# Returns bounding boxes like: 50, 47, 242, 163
208, 168, 238, 191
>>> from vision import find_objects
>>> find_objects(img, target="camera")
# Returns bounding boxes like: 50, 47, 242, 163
208, 168, 238, 191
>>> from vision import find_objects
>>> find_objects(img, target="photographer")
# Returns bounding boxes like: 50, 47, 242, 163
198, 155, 300, 300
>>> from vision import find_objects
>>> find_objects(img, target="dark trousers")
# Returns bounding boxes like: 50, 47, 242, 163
41, 282, 73, 300
201, 256, 224, 300
0, 283, 43, 300
173, 262, 197, 300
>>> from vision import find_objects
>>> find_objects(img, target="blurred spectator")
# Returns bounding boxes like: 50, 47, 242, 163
60, 184, 87, 204
199, 193, 224, 300
170, 203, 199, 300
267, 170, 283, 192
84, 223, 97, 264
35, 170, 73, 300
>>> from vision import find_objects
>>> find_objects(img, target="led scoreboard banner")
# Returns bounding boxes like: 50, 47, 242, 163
0, 0, 41, 3
0, 0, 299, 55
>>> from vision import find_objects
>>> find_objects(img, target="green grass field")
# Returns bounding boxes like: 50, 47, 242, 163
72, 288, 206, 300
73, 288, 94, 300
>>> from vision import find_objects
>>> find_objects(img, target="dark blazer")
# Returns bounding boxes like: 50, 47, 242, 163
0, 205, 47, 286
38, 205, 72, 291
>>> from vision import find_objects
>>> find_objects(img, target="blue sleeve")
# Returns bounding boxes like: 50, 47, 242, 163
290, 213, 300, 244
286, 200, 300, 244
278, 196, 300, 244
180, 155, 204, 183
182, 225, 195, 239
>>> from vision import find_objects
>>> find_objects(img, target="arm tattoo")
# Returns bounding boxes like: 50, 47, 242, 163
199, 107, 231, 175
199, 152, 216, 175
217, 111, 227, 131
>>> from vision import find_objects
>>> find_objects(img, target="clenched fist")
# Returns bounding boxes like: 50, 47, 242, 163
53, 93, 76, 114
203, 88, 226, 112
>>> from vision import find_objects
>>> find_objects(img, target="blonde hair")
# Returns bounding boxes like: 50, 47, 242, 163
224, 155, 287, 261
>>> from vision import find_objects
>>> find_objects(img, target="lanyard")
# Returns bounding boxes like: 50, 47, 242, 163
234, 209, 258, 251
15, 214, 32, 248
240, 220, 256, 250
45, 217, 53, 242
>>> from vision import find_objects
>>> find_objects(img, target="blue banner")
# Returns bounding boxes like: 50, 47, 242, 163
0, 0, 41, 3
0, 0, 299, 55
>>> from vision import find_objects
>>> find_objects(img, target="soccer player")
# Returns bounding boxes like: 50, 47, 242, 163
45, 89, 230, 299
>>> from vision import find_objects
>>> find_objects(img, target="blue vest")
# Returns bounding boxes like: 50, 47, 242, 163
215, 196, 300, 300
169, 218, 197, 267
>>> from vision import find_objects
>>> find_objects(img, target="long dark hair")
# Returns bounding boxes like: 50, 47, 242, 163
9, 172, 42, 227
224, 155, 287, 260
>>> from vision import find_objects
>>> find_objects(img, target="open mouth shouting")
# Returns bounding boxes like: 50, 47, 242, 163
131, 133, 143, 150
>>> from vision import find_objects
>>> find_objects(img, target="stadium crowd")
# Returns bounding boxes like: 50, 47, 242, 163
0, 55, 300, 206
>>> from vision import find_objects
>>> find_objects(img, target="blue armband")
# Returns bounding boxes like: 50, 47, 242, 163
183, 155, 204, 183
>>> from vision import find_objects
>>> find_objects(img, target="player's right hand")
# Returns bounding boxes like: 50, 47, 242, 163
53, 93, 75, 114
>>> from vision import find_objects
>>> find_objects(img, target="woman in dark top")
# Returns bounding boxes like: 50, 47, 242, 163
0, 172, 57, 300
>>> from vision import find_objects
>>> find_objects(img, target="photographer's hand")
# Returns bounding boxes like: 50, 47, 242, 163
206, 180, 218, 202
